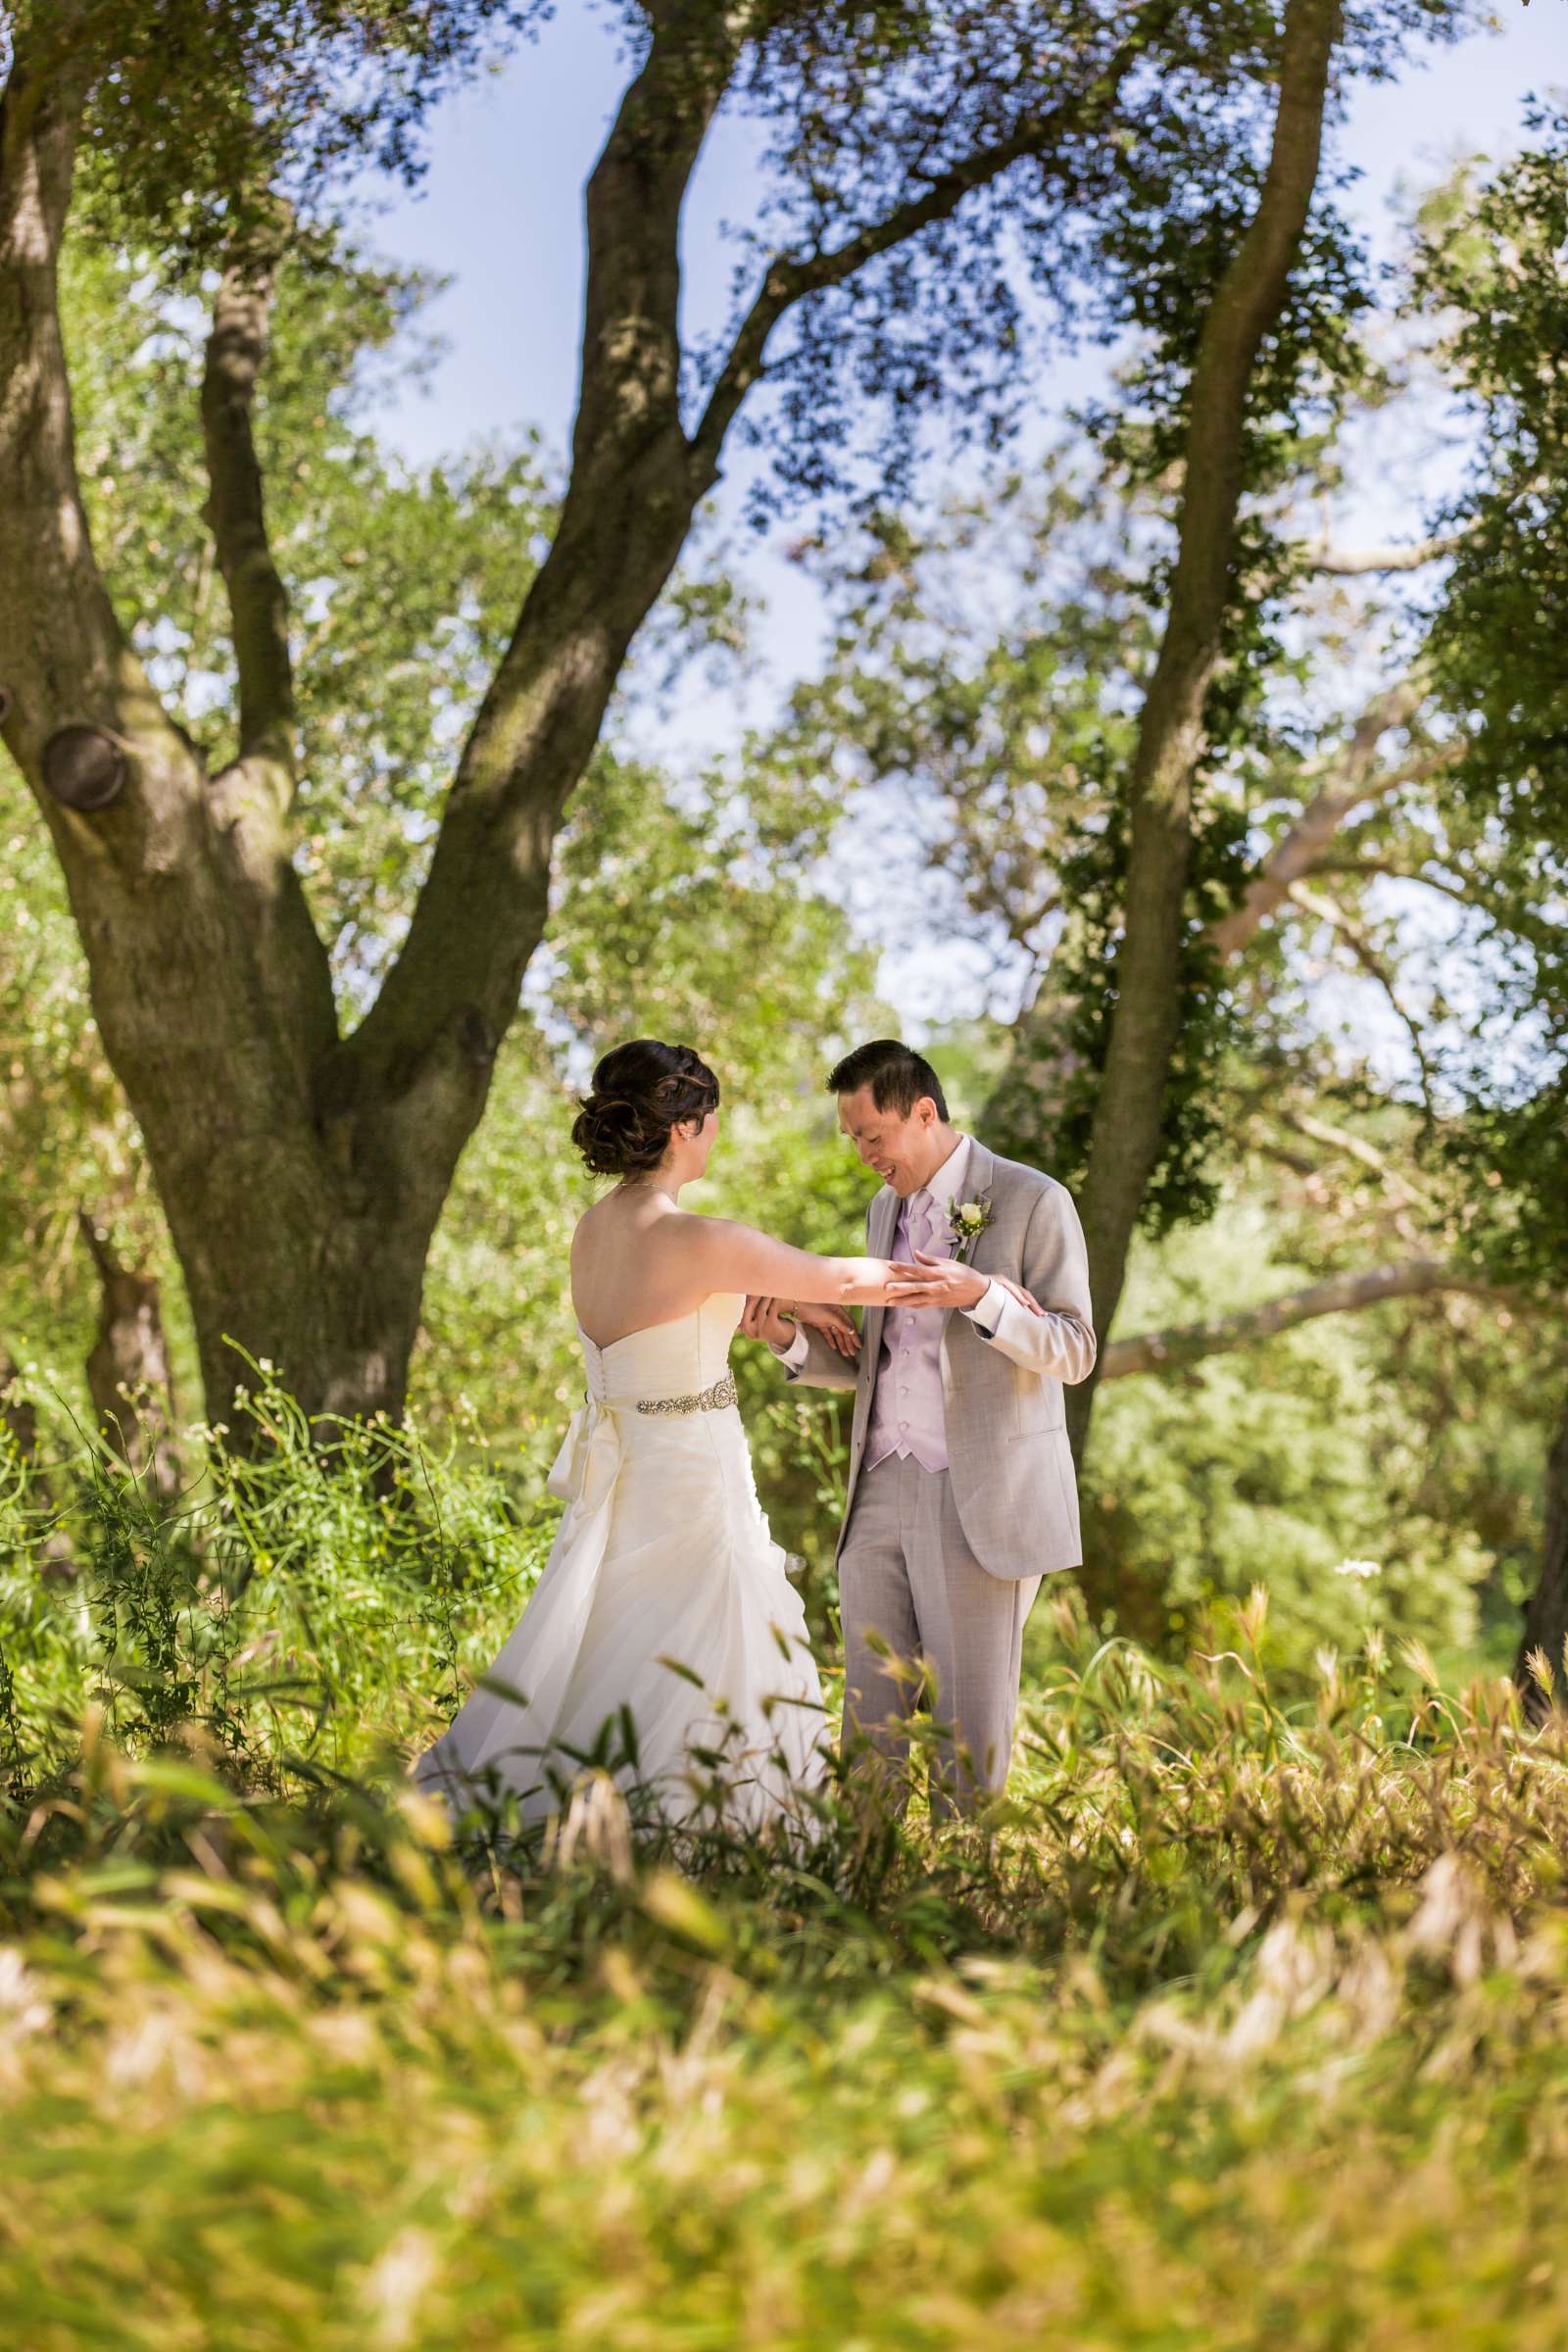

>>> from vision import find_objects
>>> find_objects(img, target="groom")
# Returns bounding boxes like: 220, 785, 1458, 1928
745, 1040, 1096, 1812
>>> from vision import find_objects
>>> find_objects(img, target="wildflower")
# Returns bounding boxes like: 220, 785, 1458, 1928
1333, 1556, 1381, 1582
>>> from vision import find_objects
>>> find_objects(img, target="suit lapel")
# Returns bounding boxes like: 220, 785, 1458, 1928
860, 1184, 900, 1374
962, 1140, 1001, 1277
938, 1136, 999, 1354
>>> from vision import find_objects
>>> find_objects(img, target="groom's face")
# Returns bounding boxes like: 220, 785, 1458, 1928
837, 1087, 943, 1197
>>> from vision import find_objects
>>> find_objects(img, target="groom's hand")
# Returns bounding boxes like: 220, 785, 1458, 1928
886, 1250, 1046, 1316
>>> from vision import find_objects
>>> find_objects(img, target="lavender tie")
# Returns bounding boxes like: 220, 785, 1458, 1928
911, 1191, 940, 1258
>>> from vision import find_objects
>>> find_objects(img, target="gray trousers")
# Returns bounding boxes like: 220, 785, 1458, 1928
838, 1453, 1041, 1816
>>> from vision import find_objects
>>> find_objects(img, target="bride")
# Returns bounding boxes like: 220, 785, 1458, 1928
412, 1037, 903, 1838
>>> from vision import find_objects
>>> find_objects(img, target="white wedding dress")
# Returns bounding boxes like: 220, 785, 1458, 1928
413, 1293, 829, 1836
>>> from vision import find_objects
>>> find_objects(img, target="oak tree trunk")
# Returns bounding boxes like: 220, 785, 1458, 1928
0, 9, 731, 1432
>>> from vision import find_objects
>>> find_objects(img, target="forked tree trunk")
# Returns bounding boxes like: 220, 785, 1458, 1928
0, 9, 729, 1431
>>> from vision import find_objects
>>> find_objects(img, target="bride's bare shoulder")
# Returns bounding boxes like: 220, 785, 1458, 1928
667, 1210, 777, 1271
570, 1197, 610, 1251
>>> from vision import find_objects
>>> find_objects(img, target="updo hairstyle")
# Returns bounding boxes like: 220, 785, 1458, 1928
570, 1040, 721, 1179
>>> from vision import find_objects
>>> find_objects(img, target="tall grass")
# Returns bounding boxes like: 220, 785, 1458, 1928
3, 1383, 1568, 2346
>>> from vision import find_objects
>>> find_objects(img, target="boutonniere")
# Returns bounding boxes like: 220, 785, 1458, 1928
945, 1193, 995, 1263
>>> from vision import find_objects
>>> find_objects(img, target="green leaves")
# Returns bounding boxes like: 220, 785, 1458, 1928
13, 1, 555, 270
1410, 105, 1568, 1259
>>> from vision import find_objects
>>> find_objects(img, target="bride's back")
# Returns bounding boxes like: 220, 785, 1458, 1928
570, 1189, 703, 1350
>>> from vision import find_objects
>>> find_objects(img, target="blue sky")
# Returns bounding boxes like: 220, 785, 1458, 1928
373, 4, 1565, 470
361, 2, 1565, 1032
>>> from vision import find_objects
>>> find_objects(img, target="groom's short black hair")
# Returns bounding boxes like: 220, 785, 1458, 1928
826, 1040, 949, 1122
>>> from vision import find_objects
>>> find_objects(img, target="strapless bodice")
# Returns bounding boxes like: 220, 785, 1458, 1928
574, 1292, 746, 1407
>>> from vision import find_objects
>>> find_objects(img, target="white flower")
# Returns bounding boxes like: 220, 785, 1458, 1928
945, 1194, 996, 1259
1333, 1556, 1381, 1582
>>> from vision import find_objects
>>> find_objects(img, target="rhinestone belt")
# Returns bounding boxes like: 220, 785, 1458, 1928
635, 1370, 738, 1418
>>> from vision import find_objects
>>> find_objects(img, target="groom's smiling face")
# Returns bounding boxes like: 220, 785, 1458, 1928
837, 1086, 947, 1198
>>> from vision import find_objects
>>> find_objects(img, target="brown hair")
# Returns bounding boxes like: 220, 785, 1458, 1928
570, 1039, 720, 1178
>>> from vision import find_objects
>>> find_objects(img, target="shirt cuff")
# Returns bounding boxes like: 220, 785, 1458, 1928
771, 1326, 810, 1371
962, 1278, 1006, 1336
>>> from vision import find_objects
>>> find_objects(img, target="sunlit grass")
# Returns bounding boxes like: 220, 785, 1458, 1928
4, 1393, 1568, 2346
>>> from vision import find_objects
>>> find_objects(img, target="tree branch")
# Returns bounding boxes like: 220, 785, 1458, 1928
1275, 1104, 1435, 1211
1302, 533, 1465, 575
0, 9, 132, 766
1, 17, 337, 1203
195, 240, 336, 1064
345, 7, 1165, 1202
333, 0, 751, 1183
201, 249, 296, 807
1206, 675, 1438, 958
688, 24, 1152, 486
1287, 879, 1437, 1107
1102, 1258, 1525, 1380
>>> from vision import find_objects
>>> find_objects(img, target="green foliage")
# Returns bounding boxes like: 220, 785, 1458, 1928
758, 465, 1277, 1231
8, 1, 551, 270
0, 782, 150, 1374
990, 775, 1253, 1228
1052, 140, 1385, 1222
1408, 110, 1568, 1286
1418, 106, 1568, 858
0, 1367, 556, 1793
734, 0, 1474, 520
1079, 1205, 1537, 1668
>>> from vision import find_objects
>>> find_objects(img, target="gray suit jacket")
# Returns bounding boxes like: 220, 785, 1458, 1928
781, 1140, 1096, 1580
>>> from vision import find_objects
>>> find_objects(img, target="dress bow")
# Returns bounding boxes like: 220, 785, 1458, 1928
547, 1394, 621, 1517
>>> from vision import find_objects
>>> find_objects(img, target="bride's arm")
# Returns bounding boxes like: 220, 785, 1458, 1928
682, 1215, 900, 1307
